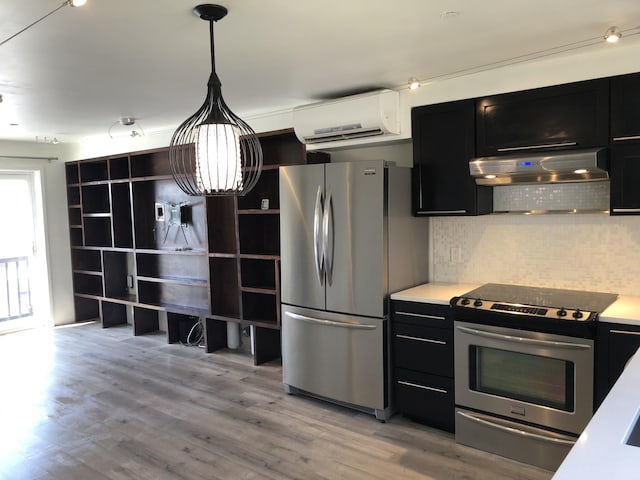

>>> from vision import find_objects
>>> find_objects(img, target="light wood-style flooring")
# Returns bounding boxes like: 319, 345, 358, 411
0, 322, 552, 480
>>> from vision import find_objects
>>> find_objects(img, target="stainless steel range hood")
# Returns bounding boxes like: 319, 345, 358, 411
469, 148, 608, 185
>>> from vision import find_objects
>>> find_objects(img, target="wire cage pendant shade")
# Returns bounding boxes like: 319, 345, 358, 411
169, 4, 262, 196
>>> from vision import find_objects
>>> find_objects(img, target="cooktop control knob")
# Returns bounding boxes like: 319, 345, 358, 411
573, 309, 584, 319
557, 308, 567, 317
461, 298, 471, 305
473, 299, 483, 307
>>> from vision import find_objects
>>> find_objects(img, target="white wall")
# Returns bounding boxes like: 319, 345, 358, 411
0, 141, 75, 325
45, 38, 640, 311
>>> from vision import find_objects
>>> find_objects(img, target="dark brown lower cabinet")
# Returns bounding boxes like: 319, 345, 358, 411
595, 322, 640, 408
392, 300, 455, 432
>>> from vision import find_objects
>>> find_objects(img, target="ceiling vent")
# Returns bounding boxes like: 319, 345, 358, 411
292, 89, 399, 145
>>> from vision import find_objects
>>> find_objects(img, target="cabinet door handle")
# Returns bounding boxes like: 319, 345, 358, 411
417, 210, 467, 215
396, 334, 446, 345
610, 329, 640, 336
611, 208, 640, 213
456, 410, 576, 446
612, 135, 640, 142
395, 311, 446, 321
497, 141, 577, 152
397, 380, 447, 394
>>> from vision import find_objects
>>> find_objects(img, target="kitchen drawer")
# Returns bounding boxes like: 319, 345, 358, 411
393, 322, 453, 377
394, 368, 455, 432
392, 300, 451, 328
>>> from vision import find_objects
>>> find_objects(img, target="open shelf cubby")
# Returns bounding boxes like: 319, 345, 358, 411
74, 296, 99, 321
133, 306, 159, 336
111, 183, 133, 248
73, 272, 103, 297
83, 217, 112, 247
109, 156, 130, 180
71, 248, 102, 272
167, 312, 202, 344
130, 149, 172, 178
207, 196, 238, 254
80, 159, 108, 183
101, 300, 128, 328
209, 256, 240, 319
81, 184, 110, 213
238, 213, 280, 255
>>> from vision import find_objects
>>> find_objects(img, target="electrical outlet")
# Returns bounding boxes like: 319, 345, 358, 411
450, 246, 462, 263
126, 275, 134, 289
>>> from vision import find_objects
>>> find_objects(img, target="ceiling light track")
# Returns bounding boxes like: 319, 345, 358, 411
0, 0, 87, 48
405, 25, 640, 90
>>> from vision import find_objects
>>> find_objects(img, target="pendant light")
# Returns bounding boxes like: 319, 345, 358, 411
169, 4, 262, 196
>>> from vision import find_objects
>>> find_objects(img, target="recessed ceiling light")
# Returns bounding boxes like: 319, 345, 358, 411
408, 78, 421, 90
604, 26, 622, 43
574, 169, 588, 174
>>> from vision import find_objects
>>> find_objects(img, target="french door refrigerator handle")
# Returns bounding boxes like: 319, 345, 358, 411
323, 190, 334, 286
456, 410, 576, 446
313, 186, 324, 286
456, 325, 592, 350
285, 311, 376, 330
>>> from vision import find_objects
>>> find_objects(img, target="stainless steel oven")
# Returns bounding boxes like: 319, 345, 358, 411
451, 283, 617, 471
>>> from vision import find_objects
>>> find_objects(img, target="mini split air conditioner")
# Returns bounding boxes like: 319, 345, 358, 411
292, 89, 400, 145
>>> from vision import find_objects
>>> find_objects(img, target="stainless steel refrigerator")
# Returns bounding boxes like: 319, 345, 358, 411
279, 160, 428, 420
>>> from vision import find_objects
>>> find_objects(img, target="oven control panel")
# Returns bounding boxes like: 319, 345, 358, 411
453, 297, 595, 321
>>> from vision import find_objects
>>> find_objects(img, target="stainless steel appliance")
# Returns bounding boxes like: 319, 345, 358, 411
279, 160, 427, 420
451, 283, 617, 471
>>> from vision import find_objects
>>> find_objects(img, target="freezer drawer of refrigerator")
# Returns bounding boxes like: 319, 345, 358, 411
282, 305, 387, 415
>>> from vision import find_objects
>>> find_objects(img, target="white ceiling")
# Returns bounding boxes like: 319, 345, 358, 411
0, 0, 639, 144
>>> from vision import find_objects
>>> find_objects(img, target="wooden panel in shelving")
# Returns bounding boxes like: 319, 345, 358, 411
101, 301, 128, 328
81, 184, 110, 213
83, 217, 112, 247
74, 296, 99, 321
67, 186, 80, 205
210, 256, 240, 318
132, 179, 206, 250
258, 130, 305, 166
133, 306, 159, 335
79, 159, 108, 183
137, 279, 209, 313
130, 149, 172, 178
109, 156, 130, 180
103, 251, 134, 300
71, 249, 102, 272
241, 291, 278, 327
136, 252, 208, 283
207, 196, 238, 254
73, 272, 103, 296
237, 168, 279, 210
65, 162, 80, 184
111, 182, 133, 248
238, 214, 279, 255
240, 257, 277, 291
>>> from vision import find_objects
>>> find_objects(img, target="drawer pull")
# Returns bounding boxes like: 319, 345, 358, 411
396, 334, 446, 345
610, 329, 640, 336
398, 380, 447, 394
611, 208, 640, 214
395, 311, 446, 321
612, 135, 640, 142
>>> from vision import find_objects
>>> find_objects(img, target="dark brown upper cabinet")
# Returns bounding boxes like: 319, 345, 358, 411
476, 78, 610, 156
412, 100, 492, 216
611, 72, 640, 141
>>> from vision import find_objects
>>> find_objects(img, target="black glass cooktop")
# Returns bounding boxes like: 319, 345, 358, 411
461, 283, 618, 313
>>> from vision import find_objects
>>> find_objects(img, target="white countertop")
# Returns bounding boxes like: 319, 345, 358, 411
600, 295, 640, 326
391, 282, 480, 305
392, 283, 640, 326
553, 348, 640, 479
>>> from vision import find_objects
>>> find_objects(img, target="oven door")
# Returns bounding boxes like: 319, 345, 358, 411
454, 321, 594, 435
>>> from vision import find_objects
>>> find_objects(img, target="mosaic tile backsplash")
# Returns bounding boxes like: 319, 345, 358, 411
430, 213, 640, 295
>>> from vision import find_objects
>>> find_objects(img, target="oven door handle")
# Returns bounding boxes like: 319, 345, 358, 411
456, 410, 577, 446
456, 325, 592, 350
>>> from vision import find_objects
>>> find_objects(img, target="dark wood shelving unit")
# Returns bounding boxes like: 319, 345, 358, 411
65, 129, 325, 364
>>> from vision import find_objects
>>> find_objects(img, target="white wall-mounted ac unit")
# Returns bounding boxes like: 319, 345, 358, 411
292, 89, 400, 145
